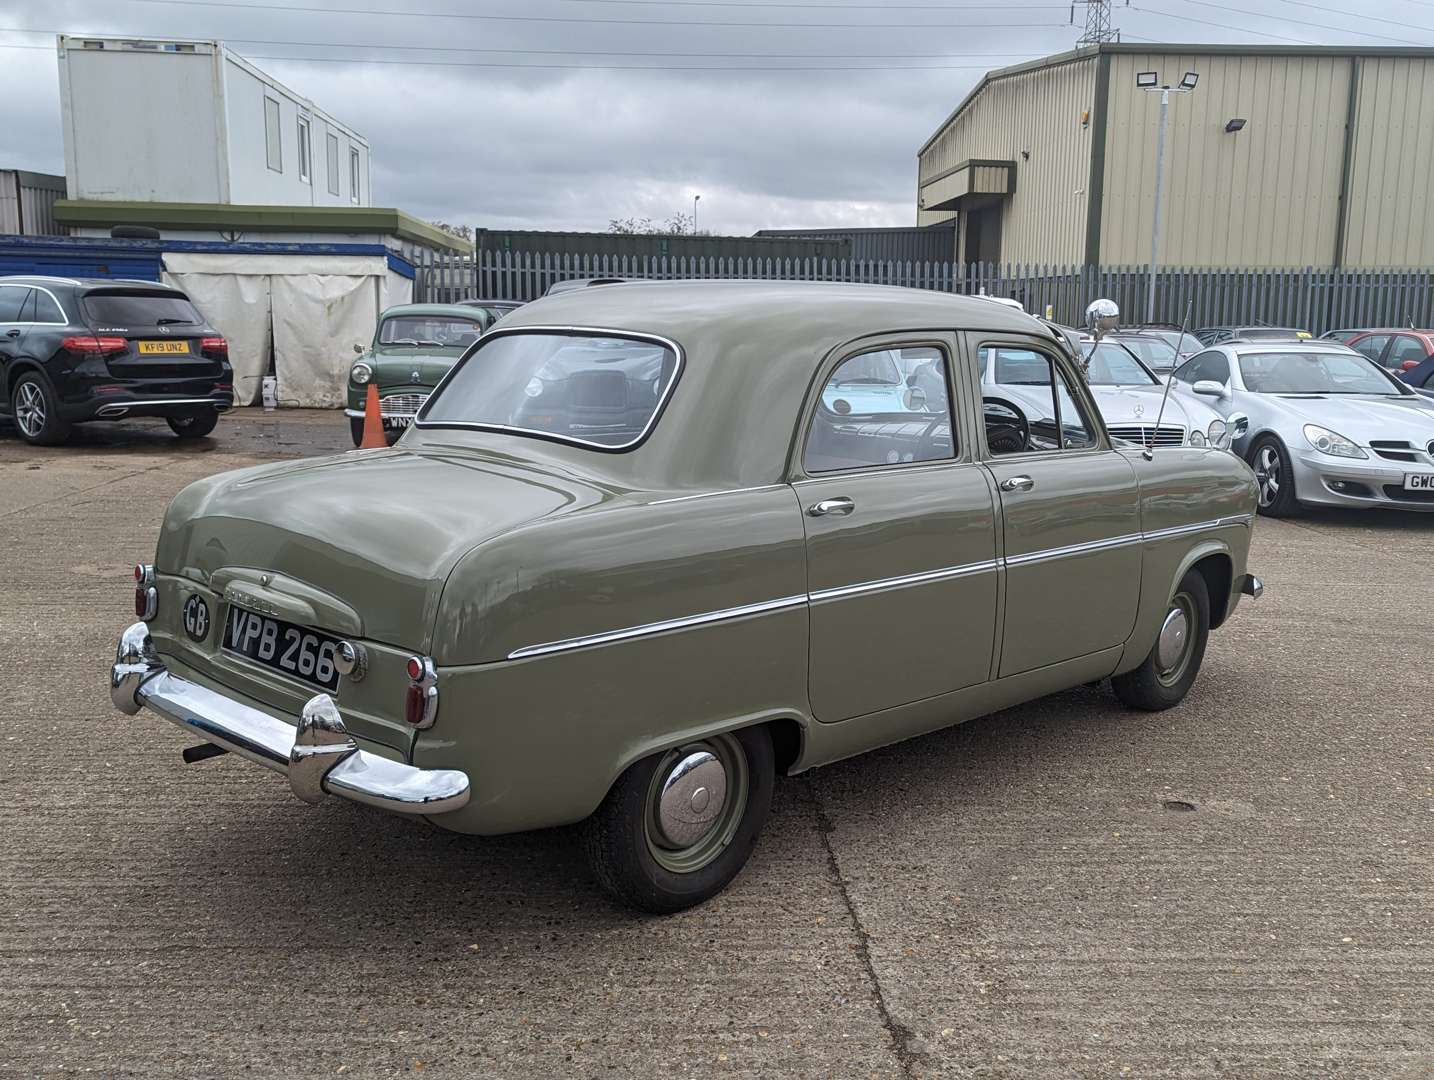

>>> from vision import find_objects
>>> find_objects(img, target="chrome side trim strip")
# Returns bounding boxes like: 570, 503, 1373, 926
507, 594, 808, 660
809, 559, 998, 602
504, 516, 1254, 660
1005, 532, 1144, 567
648, 484, 786, 506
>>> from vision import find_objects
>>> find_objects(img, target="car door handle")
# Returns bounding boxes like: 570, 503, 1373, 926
808, 497, 855, 516
999, 476, 1035, 492
4, 329, 20, 338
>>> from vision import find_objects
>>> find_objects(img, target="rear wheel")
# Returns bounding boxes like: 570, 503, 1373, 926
10, 372, 70, 446
582, 726, 774, 913
1112, 569, 1210, 711
1250, 436, 1298, 517
166, 411, 219, 439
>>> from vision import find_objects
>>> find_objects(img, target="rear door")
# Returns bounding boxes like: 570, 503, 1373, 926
0, 285, 32, 402
972, 336, 1142, 678
798, 336, 999, 723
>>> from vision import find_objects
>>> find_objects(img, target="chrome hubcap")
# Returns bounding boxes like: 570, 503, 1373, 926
1254, 446, 1281, 507
15, 382, 45, 438
1157, 606, 1190, 671
653, 750, 728, 850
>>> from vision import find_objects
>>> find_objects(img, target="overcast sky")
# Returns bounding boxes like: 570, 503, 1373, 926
2, 0, 1429, 234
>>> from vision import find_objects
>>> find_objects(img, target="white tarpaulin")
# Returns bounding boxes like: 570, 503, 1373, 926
162, 252, 412, 408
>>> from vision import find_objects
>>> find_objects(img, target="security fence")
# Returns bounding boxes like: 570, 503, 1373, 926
414, 249, 1434, 335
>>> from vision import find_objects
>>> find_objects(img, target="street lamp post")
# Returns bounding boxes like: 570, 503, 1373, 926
693, 194, 701, 235
1137, 70, 1198, 324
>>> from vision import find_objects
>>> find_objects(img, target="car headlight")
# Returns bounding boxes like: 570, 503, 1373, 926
1303, 423, 1366, 459
1188, 428, 1207, 447
1207, 419, 1229, 450
350, 361, 373, 386
524, 377, 544, 398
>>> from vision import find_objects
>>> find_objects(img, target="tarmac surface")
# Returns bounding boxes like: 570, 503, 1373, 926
1, 409, 1430, 1078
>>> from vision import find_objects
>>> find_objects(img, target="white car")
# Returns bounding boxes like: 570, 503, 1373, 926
978, 340, 1234, 451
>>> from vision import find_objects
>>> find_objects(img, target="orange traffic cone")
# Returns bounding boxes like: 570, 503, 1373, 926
359, 382, 387, 449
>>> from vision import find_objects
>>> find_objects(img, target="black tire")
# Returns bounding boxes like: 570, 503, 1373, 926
10, 371, 71, 446
1249, 435, 1299, 517
1112, 569, 1211, 711
349, 417, 365, 446
166, 411, 220, 439
582, 725, 775, 914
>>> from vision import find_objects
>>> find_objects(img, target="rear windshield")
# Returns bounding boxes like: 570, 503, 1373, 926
81, 291, 203, 328
419, 331, 679, 449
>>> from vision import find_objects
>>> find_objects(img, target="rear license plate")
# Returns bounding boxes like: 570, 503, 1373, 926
222, 606, 342, 692
1405, 473, 1434, 491
138, 340, 191, 354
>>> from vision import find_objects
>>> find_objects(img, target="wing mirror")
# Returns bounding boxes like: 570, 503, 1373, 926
1191, 379, 1227, 398
353, 343, 365, 355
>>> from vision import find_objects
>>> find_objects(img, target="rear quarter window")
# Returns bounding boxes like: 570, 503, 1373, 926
80, 292, 203, 328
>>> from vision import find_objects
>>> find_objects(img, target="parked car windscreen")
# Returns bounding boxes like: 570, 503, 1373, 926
379, 315, 486, 347
80, 291, 203, 327
420, 331, 678, 449
1238, 351, 1408, 395
1084, 342, 1159, 386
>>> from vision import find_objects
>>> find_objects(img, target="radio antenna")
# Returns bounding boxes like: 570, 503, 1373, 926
1144, 299, 1194, 462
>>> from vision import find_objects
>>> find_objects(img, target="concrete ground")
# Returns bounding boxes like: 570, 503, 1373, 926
0, 409, 1430, 1078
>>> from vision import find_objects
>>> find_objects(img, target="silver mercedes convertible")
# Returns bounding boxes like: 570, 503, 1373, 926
1170, 340, 1434, 514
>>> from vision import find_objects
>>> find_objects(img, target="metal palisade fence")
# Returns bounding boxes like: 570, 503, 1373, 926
415, 249, 1434, 335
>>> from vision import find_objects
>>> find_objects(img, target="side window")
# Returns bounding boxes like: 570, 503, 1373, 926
980, 346, 1097, 455
264, 97, 283, 172
1174, 350, 1228, 385
804, 346, 955, 474
326, 133, 341, 196
1387, 335, 1427, 367
0, 286, 28, 322
1351, 334, 1389, 363
34, 291, 64, 323
18, 289, 37, 323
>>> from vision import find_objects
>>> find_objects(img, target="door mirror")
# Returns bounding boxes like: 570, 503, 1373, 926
1191, 379, 1226, 398
353, 343, 365, 355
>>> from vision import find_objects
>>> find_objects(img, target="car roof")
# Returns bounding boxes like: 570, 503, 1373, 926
379, 303, 490, 319
0, 274, 184, 293
1219, 339, 1358, 354
414, 281, 1057, 489
1348, 327, 1434, 336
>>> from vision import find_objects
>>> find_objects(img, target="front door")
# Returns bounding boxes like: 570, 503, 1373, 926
799, 338, 999, 723
973, 339, 1142, 677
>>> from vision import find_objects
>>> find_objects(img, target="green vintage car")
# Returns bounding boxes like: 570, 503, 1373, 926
343, 303, 494, 445
111, 282, 1262, 912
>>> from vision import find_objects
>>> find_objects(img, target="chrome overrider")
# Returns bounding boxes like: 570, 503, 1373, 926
109, 622, 471, 815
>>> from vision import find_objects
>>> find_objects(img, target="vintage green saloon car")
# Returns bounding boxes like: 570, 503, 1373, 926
343, 303, 493, 445
111, 282, 1262, 912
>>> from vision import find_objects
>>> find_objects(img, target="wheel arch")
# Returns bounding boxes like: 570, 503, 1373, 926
1185, 547, 1234, 629
3, 358, 50, 402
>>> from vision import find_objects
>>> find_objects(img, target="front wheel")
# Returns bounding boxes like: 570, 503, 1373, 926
1112, 569, 1210, 711
1249, 436, 1298, 517
582, 726, 774, 913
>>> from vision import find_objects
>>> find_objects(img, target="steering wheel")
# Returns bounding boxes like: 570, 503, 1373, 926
982, 396, 1030, 454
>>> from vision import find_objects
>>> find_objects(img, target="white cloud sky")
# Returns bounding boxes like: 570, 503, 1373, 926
1, 0, 1427, 234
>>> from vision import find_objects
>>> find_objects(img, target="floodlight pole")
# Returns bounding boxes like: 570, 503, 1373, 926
1146, 87, 1169, 325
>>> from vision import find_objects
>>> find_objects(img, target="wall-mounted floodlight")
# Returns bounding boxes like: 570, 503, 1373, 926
1136, 71, 1159, 88
1225, 118, 1247, 133
1179, 71, 1199, 90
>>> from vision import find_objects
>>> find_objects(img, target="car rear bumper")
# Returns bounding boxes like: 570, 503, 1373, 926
109, 622, 470, 815
1290, 452, 1434, 511
88, 395, 233, 420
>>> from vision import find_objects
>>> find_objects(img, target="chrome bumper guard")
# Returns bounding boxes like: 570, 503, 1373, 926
109, 622, 470, 815
1241, 574, 1264, 599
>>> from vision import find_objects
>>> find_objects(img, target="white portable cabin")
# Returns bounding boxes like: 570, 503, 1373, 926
57, 35, 371, 208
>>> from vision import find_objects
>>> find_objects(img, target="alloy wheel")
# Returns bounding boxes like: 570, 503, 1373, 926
1253, 445, 1282, 508
14, 382, 45, 439
643, 733, 750, 875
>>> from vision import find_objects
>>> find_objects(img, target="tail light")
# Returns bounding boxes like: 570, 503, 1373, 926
404, 656, 438, 729
62, 335, 128, 358
133, 563, 157, 619
201, 336, 228, 358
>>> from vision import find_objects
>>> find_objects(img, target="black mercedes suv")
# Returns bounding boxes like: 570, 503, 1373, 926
0, 276, 233, 445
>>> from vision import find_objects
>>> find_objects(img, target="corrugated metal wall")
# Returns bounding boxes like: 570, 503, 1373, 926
0, 171, 66, 236
1343, 55, 1434, 268
918, 55, 1098, 263
1100, 52, 1350, 267
753, 227, 955, 262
